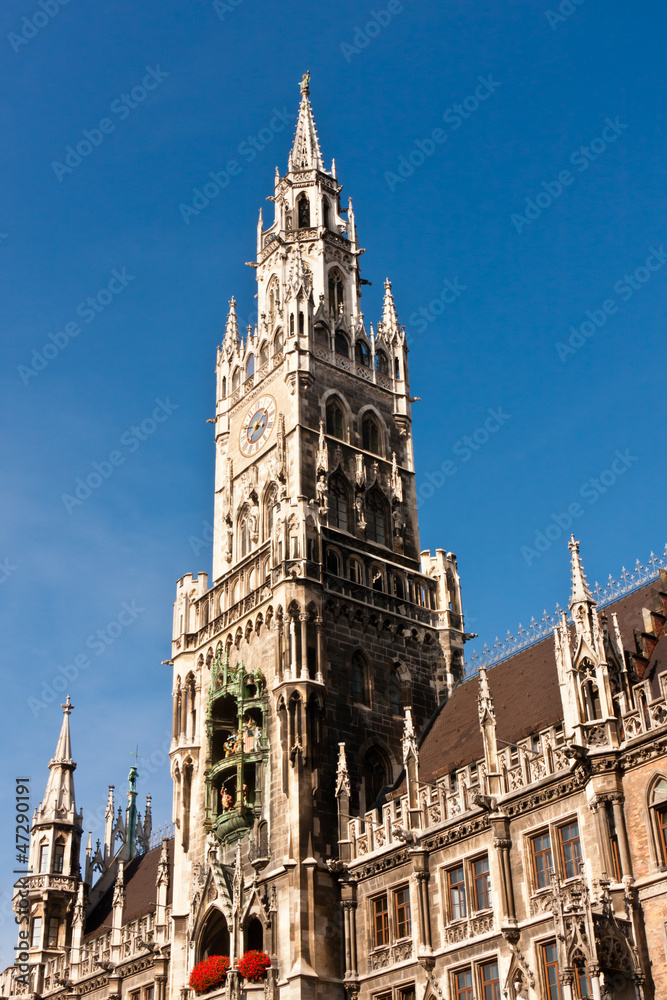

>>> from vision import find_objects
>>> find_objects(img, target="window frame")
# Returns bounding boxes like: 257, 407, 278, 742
558, 820, 582, 880
393, 885, 412, 940
371, 893, 389, 949
452, 967, 474, 1000
447, 864, 467, 922
541, 942, 563, 1000
479, 959, 501, 1000
530, 830, 554, 891
472, 854, 492, 912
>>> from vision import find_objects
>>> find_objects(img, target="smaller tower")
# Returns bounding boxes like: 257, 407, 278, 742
554, 537, 620, 748
21, 696, 83, 992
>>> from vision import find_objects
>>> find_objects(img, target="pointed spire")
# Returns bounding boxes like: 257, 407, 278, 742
477, 664, 496, 726
40, 696, 78, 822
224, 297, 239, 350
402, 706, 419, 766
568, 535, 595, 608
289, 71, 324, 172
381, 278, 399, 334
335, 742, 350, 798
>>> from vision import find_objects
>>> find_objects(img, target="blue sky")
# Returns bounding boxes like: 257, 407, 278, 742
1, 0, 666, 962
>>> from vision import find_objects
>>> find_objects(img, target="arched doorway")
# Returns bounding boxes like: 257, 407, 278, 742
199, 908, 230, 961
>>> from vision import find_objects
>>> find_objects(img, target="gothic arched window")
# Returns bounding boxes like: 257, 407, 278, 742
355, 340, 370, 367
297, 193, 310, 228
366, 487, 389, 546
328, 270, 344, 319
259, 341, 268, 366
53, 839, 65, 874
393, 574, 405, 600
375, 350, 389, 375
362, 413, 380, 453
322, 197, 331, 229
274, 330, 284, 353
239, 511, 250, 559
326, 548, 341, 576
246, 354, 255, 378
351, 652, 369, 705
232, 367, 241, 391
264, 486, 278, 541
389, 666, 402, 715
328, 474, 350, 532
362, 747, 391, 810
649, 777, 667, 865
326, 397, 345, 439
335, 331, 349, 358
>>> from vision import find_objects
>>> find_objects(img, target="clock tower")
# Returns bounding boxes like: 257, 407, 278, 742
168, 74, 466, 1000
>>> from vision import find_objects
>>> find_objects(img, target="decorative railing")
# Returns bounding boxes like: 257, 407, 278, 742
466, 544, 667, 675
346, 725, 571, 863
325, 575, 437, 626
443, 912, 494, 945
313, 344, 393, 391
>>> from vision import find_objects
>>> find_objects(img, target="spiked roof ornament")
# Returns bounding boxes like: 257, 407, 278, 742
381, 278, 399, 336
568, 535, 595, 608
289, 71, 324, 172
224, 297, 239, 352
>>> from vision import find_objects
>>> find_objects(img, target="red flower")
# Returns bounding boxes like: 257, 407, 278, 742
237, 951, 271, 982
189, 955, 231, 993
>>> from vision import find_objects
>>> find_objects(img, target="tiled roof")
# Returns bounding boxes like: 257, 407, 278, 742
84, 839, 174, 940
415, 579, 663, 785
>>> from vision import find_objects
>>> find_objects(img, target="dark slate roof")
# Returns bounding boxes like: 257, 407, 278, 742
414, 579, 662, 786
84, 839, 174, 940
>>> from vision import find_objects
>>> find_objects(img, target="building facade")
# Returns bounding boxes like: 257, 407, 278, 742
4, 75, 667, 1000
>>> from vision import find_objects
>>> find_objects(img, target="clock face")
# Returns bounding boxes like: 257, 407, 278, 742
239, 395, 276, 457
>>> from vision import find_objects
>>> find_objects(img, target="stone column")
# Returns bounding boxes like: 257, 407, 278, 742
172, 692, 180, 741
492, 815, 516, 922
299, 613, 309, 679
611, 794, 633, 879
341, 881, 358, 979
411, 851, 432, 955
315, 616, 324, 683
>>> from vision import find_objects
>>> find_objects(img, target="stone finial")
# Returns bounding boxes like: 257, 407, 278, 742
402, 706, 419, 766
290, 74, 323, 171
477, 663, 496, 726
568, 535, 595, 609
335, 742, 350, 798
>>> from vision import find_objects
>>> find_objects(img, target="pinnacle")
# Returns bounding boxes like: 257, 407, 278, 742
289, 71, 324, 172
224, 297, 239, 344
568, 535, 595, 608
381, 278, 399, 331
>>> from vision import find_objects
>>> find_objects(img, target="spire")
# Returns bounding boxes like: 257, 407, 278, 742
568, 535, 595, 609
380, 278, 399, 336
39, 696, 78, 822
224, 297, 239, 350
288, 71, 323, 172
335, 742, 350, 798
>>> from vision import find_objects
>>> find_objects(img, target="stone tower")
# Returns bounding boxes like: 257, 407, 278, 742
168, 74, 466, 1000
23, 696, 83, 993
